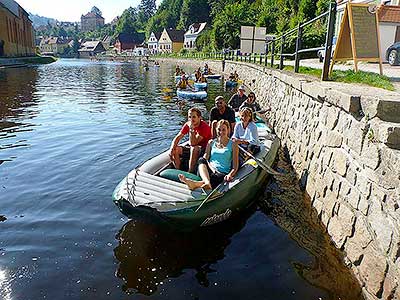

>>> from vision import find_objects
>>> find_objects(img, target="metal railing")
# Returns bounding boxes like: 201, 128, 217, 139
154, 2, 337, 81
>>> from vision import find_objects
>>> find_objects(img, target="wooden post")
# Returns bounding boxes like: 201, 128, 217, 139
322, 1, 337, 80
294, 23, 303, 73
279, 36, 285, 70
271, 39, 275, 67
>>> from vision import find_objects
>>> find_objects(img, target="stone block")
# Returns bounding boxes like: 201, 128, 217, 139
382, 268, 399, 300
313, 197, 324, 216
284, 74, 304, 91
338, 203, 356, 237
326, 130, 343, 148
346, 164, 359, 186
332, 149, 349, 177
347, 188, 361, 210
377, 97, 400, 123
356, 172, 372, 199
359, 243, 388, 297
369, 200, 394, 253
360, 142, 381, 170
359, 195, 370, 216
344, 119, 365, 155
327, 215, 348, 249
355, 216, 373, 248
371, 121, 400, 150
360, 95, 380, 120
338, 179, 352, 199
327, 106, 340, 131
301, 81, 329, 101
345, 238, 364, 265
324, 190, 338, 217
325, 88, 361, 115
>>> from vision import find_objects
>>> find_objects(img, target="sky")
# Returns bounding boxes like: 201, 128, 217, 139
16, 0, 160, 23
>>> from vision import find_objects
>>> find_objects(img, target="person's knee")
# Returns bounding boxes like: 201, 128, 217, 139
198, 157, 207, 165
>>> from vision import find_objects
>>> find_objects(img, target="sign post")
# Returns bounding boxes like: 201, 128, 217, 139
330, 3, 383, 75
240, 26, 267, 55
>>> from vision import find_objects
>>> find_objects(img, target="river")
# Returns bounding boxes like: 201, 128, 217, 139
0, 59, 363, 300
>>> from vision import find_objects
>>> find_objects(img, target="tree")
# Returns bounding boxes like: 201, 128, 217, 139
139, 0, 157, 20
178, 0, 210, 29
116, 7, 140, 35
212, 2, 256, 49
256, 0, 279, 33
145, 0, 183, 36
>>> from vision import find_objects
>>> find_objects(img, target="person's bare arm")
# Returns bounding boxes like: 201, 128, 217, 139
169, 132, 184, 158
225, 141, 239, 182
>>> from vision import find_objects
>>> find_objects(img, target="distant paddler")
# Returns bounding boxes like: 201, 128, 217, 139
175, 65, 181, 76
176, 74, 194, 91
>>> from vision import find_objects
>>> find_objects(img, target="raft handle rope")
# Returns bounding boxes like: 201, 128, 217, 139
127, 170, 139, 205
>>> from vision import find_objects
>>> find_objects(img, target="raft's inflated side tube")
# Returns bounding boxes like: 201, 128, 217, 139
177, 89, 207, 100
139, 151, 170, 175
194, 82, 207, 90
225, 80, 238, 87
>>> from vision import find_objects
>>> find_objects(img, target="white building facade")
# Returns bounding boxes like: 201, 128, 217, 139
148, 32, 161, 54
183, 22, 207, 50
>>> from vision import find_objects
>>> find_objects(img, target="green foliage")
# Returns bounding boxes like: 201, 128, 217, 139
116, 7, 141, 35
208, 0, 236, 18
256, 0, 279, 33
146, 0, 183, 36
139, 0, 157, 20
179, 47, 188, 55
178, 0, 211, 29
212, 2, 256, 49
195, 28, 213, 51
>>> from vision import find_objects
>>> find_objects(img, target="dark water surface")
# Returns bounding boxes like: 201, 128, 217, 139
0, 59, 362, 300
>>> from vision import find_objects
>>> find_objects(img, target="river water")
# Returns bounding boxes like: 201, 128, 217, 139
0, 59, 363, 300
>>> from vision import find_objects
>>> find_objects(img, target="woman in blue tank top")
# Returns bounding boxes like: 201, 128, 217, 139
179, 120, 239, 190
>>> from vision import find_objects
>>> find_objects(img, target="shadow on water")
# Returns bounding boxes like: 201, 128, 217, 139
114, 206, 255, 296
259, 147, 364, 300
113, 146, 364, 300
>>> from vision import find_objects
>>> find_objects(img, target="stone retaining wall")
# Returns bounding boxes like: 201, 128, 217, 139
162, 58, 400, 300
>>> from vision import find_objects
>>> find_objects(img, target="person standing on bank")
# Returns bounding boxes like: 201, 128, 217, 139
178, 120, 239, 191
209, 96, 236, 138
228, 85, 247, 111
169, 108, 211, 173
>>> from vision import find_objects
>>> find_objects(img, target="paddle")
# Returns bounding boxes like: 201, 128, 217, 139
238, 145, 282, 176
195, 182, 227, 213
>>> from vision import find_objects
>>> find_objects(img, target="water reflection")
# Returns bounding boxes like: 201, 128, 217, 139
260, 148, 363, 300
0, 268, 12, 300
0, 67, 39, 156
114, 207, 255, 296
0, 67, 39, 119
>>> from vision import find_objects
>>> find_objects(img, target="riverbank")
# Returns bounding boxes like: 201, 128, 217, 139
0, 56, 57, 68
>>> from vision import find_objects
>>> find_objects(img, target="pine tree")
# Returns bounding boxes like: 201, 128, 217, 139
139, 0, 157, 21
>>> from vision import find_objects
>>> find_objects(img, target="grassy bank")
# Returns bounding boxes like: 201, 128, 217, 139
283, 66, 395, 91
